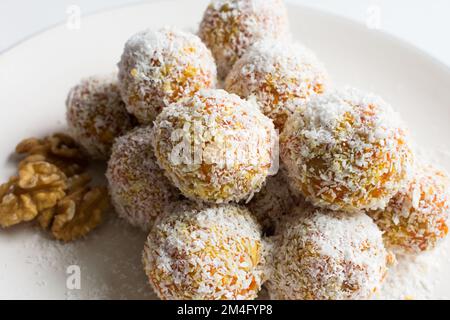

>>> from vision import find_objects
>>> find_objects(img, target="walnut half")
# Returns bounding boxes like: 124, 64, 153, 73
37, 173, 109, 242
0, 161, 67, 228
37, 173, 91, 230
41, 185, 109, 242
16, 133, 88, 177
0, 177, 38, 227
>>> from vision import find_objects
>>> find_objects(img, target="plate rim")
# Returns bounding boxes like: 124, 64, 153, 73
1, 0, 449, 76
1, 0, 450, 300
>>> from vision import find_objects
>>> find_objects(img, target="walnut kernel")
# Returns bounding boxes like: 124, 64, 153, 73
18, 161, 67, 211
0, 177, 38, 227
49, 186, 109, 242
16, 133, 87, 177
1, 161, 67, 228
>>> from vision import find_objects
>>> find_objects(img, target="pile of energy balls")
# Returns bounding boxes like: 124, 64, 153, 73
65, 0, 450, 300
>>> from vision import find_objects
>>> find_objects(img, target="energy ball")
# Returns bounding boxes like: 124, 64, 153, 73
225, 40, 329, 130
267, 208, 390, 300
280, 88, 414, 213
118, 27, 217, 124
152, 89, 277, 203
247, 169, 304, 234
199, 0, 290, 79
369, 164, 450, 253
106, 126, 180, 231
143, 202, 266, 300
66, 74, 134, 159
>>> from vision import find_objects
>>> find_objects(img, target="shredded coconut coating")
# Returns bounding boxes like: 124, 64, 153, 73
247, 169, 305, 234
152, 89, 277, 204
267, 208, 389, 300
66, 74, 134, 159
143, 202, 266, 300
106, 127, 180, 231
225, 40, 329, 130
280, 88, 414, 212
118, 27, 217, 124
198, 0, 290, 79
369, 164, 450, 254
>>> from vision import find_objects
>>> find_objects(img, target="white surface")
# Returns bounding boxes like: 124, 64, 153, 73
1, 0, 450, 299
1, 0, 449, 67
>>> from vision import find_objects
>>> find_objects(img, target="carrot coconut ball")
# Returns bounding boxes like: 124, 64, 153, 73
369, 164, 450, 254
152, 89, 277, 204
143, 202, 266, 300
66, 74, 135, 159
225, 40, 329, 130
280, 88, 414, 213
118, 27, 217, 124
199, 0, 290, 79
247, 170, 304, 234
106, 127, 180, 231
267, 208, 390, 300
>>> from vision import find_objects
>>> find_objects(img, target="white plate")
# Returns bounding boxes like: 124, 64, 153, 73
1, 0, 449, 300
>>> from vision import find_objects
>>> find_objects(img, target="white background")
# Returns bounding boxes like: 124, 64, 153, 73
0, 0, 449, 66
